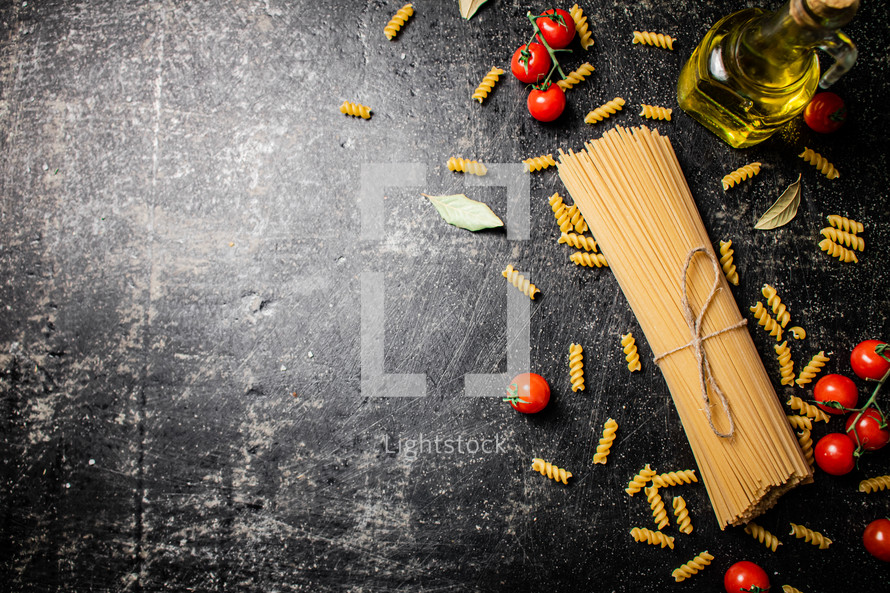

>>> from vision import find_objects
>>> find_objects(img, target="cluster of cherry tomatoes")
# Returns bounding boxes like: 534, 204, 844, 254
510, 9, 576, 122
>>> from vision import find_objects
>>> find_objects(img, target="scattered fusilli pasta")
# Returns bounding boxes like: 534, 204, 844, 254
787, 415, 813, 431
621, 332, 642, 372
532, 457, 572, 484
593, 418, 618, 464
556, 62, 595, 90
652, 470, 698, 488
782, 586, 804, 593
447, 157, 487, 176
788, 326, 807, 340
570, 4, 594, 50
570, 251, 609, 268
787, 395, 830, 423
630, 526, 674, 549
796, 351, 829, 387
558, 232, 598, 252
821, 226, 864, 251
673, 496, 693, 534
502, 264, 540, 300
640, 104, 672, 120
859, 475, 890, 493
645, 486, 670, 530
799, 147, 839, 179
819, 237, 859, 263
789, 522, 832, 549
569, 343, 585, 392
626, 464, 656, 496
384, 3, 414, 40
797, 429, 814, 468
761, 284, 791, 327
340, 100, 372, 119
722, 162, 762, 190
745, 522, 783, 552
827, 214, 863, 234
718, 240, 739, 285
750, 302, 784, 341
775, 341, 795, 386
632, 30, 676, 50
523, 154, 557, 172
472, 67, 504, 104
672, 551, 713, 582
584, 97, 626, 124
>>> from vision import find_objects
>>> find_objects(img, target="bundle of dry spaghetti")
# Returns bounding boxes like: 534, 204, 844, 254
557, 126, 811, 529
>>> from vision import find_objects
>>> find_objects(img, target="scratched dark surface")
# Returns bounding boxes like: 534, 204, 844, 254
1, 0, 889, 591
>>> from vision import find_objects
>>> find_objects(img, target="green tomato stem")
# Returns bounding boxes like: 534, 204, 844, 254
525, 12, 570, 84
845, 358, 890, 456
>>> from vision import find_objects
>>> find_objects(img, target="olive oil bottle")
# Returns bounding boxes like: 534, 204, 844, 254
678, 0, 858, 148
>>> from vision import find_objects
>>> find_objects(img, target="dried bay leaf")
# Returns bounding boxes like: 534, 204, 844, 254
422, 193, 504, 231
459, 0, 489, 20
754, 174, 802, 230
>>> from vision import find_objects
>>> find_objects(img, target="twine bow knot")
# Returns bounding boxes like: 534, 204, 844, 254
653, 247, 747, 439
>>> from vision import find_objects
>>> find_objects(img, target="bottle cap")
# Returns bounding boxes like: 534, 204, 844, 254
793, 0, 859, 28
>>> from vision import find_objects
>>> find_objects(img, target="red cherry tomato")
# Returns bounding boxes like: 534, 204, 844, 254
815, 432, 856, 475
850, 340, 890, 381
535, 9, 575, 49
724, 561, 770, 593
864, 518, 890, 562
813, 373, 858, 414
504, 373, 550, 414
803, 91, 847, 133
845, 408, 890, 451
527, 82, 566, 122
511, 43, 551, 84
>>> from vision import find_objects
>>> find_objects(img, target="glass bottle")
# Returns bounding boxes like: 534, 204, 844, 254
677, 0, 858, 148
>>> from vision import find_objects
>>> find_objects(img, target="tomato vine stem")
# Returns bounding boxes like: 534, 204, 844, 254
525, 11, 571, 84
846, 352, 890, 457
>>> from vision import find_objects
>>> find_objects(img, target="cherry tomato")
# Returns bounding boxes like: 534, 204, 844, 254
535, 9, 575, 49
511, 43, 551, 84
815, 432, 856, 475
803, 91, 847, 133
504, 373, 550, 414
813, 373, 858, 414
845, 408, 890, 451
527, 82, 566, 122
864, 518, 890, 562
724, 561, 770, 593
850, 340, 890, 381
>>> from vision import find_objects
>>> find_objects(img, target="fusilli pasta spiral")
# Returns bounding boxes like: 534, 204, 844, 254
570, 251, 608, 268
652, 470, 698, 488
672, 551, 713, 582
558, 232, 598, 252
797, 429, 814, 468
796, 351, 829, 387
761, 284, 791, 327
626, 463, 656, 496
750, 302, 784, 341
722, 162, 762, 190
632, 30, 676, 50
787, 415, 813, 431
502, 264, 540, 300
447, 157, 487, 176
570, 4, 594, 50
584, 97, 626, 124
789, 522, 832, 549
718, 240, 739, 286
787, 395, 830, 422
821, 226, 864, 251
472, 67, 504, 104
593, 418, 618, 464
523, 154, 557, 172
799, 147, 839, 179
788, 326, 807, 340
745, 522, 783, 552
673, 496, 693, 534
556, 62, 595, 90
621, 332, 642, 372
775, 341, 795, 386
859, 475, 890, 493
532, 457, 572, 484
630, 526, 674, 549
645, 486, 670, 530
782, 586, 804, 593
827, 214, 863, 234
569, 343, 585, 392
384, 3, 414, 40
819, 237, 859, 263
340, 100, 372, 119
555, 204, 587, 234
639, 104, 672, 120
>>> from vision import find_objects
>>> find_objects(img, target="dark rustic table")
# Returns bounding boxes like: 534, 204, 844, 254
2, 1, 889, 591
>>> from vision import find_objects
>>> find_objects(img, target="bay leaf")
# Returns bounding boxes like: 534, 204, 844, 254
422, 193, 504, 231
459, 0, 490, 20
754, 174, 802, 230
